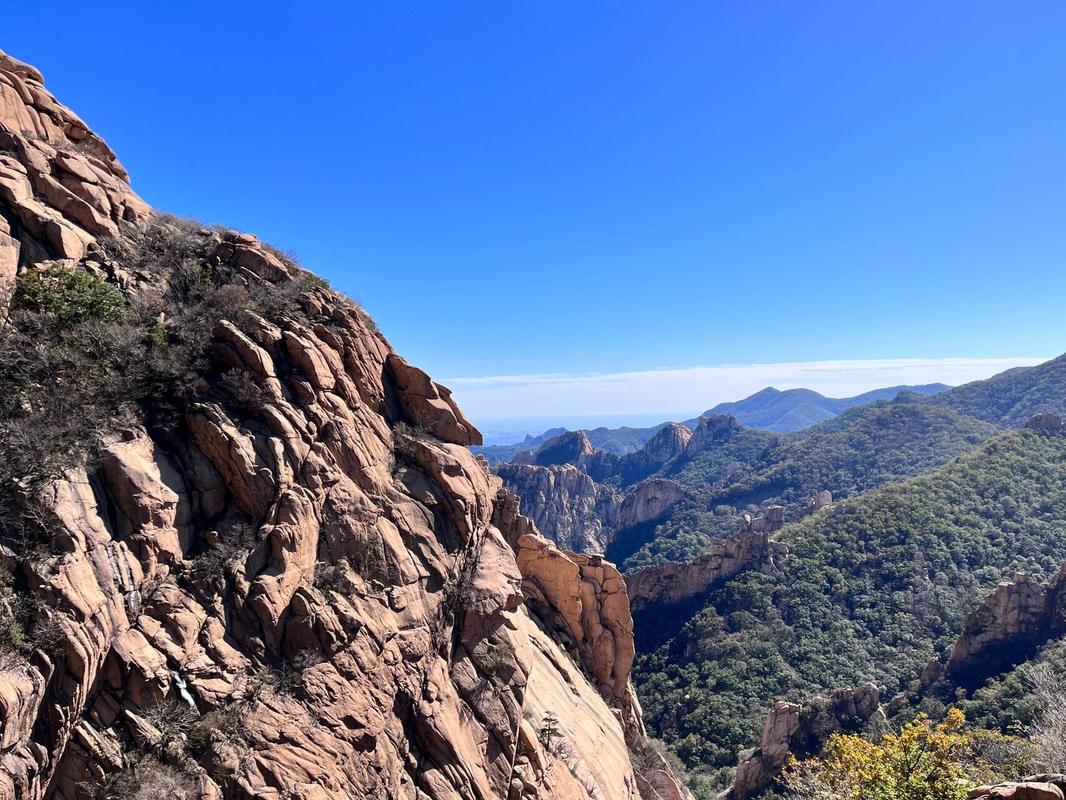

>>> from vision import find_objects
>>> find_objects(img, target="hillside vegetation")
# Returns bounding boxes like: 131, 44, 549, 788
703, 383, 948, 432
936, 354, 1066, 427
633, 428, 1066, 784
624, 399, 1001, 569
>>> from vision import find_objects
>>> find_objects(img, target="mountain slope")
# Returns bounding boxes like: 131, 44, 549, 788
633, 426, 1066, 781
0, 49, 683, 800
476, 383, 951, 465
475, 423, 668, 465
703, 383, 949, 433
936, 353, 1066, 426
624, 399, 1001, 569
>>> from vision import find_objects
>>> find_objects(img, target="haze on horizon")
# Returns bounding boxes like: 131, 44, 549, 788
10, 2, 1066, 427
453, 354, 1047, 437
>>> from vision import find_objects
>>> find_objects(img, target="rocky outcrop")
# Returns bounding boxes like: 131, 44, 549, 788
496, 463, 621, 553
640, 424, 692, 465
741, 505, 785, 535
497, 461, 688, 555
608, 480, 686, 533
722, 683, 881, 800
1025, 413, 1066, 436
923, 566, 1066, 691
498, 426, 692, 554
516, 535, 638, 720
514, 430, 596, 468
685, 414, 746, 456
602, 424, 691, 486
515, 535, 691, 800
386, 354, 483, 446
0, 50, 685, 800
969, 782, 1064, 800
0, 50, 149, 267
513, 424, 691, 490
627, 530, 787, 611
806, 490, 832, 513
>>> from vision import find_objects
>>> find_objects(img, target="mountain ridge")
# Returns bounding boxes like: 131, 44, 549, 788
698, 382, 950, 432
475, 382, 951, 465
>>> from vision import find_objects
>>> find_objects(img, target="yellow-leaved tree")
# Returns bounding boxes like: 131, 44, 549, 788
782, 709, 1030, 800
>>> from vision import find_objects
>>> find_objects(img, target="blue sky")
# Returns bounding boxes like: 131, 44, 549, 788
8, 2, 1062, 426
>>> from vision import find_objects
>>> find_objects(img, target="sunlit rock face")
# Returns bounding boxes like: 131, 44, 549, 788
0, 49, 688, 800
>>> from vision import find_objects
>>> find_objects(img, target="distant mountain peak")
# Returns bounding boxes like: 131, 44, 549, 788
702, 383, 950, 433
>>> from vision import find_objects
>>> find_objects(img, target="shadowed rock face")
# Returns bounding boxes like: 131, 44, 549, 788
495, 463, 621, 553
626, 530, 787, 612
723, 683, 882, 800
0, 49, 687, 800
921, 565, 1066, 692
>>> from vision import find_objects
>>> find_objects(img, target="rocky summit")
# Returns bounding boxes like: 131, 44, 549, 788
0, 50, 687, 800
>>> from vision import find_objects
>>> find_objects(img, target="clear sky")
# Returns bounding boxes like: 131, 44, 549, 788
8, 2, 1062, 426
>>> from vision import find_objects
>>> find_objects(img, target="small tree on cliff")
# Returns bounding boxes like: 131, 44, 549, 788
538, 711, 562, 752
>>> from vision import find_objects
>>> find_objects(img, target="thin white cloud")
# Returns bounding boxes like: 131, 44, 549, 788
445, 356, 1048, 423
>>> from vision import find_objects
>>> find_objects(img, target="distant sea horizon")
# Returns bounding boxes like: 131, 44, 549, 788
473, 412, 699, 447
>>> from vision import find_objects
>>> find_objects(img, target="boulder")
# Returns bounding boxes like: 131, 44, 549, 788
968, 782, 1064, 800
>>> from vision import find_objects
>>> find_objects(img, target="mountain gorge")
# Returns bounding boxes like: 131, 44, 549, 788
0, 50, 688, 800
490, 356, 1066, 796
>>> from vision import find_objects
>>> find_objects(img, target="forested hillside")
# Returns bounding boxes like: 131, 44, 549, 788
702, 382, 948, 432
634, 428, 1066, 787
936, 353, 1066, 426
624, 399, 1001, 569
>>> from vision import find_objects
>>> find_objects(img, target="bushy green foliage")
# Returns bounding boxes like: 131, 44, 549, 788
634, 430, 1066, 773
13, 266, 129, 325
783, 709, 1029, 800
0, 214, 336, 556
958, 638, 1066, 735
936, 353, 1066, 427
624, 402, 1001, 570
661, 423, 776, 489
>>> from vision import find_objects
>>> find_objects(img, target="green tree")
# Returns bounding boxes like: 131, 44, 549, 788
13, 267, 128, 325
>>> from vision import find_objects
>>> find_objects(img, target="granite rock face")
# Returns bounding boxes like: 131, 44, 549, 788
923, 565, 1066, 691
495, 463, 621, 553
0, 49, 687, 800
626, 530, 787, 611
968, 782, 1064, 800
497, 461, 689, 557
0, 50, 149, 267
722, 683, 881, 800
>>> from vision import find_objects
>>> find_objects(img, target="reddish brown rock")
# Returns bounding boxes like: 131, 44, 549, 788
924, 565, 1066, 691
627, 530, 788, 611
387, 354, 483, 446
0, 48, 686, 800
0, 49, 149, 266
722, 683, 881, 800
968, 782, 1064, 800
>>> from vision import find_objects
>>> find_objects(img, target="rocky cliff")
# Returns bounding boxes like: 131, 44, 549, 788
723, 683, 882, 800
496, 462, 688, 558
0, 49, 686, 800
494, 464, 620, 554
922, 565, 1066, 692
626, 530, 787, 611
